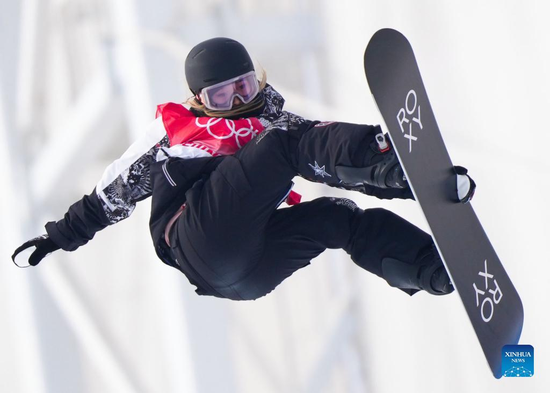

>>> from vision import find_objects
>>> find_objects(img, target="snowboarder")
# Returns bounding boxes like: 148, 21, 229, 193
12, 37, 475, 300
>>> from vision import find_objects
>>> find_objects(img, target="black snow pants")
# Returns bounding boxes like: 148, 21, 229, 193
168, 122, 434, 300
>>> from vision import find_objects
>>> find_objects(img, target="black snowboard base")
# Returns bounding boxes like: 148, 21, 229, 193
364, 28, 523, 379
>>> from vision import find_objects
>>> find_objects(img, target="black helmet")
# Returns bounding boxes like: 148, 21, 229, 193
185, 37, 255, 94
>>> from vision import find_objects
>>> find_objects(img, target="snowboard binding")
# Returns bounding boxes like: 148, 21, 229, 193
336, 133, 408, 189
381, 245, 454, 296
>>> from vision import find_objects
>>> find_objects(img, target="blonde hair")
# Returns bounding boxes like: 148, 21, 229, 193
184, 66, 268, 118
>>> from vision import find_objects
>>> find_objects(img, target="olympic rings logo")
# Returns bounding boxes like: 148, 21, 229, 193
195, 117, 261, 148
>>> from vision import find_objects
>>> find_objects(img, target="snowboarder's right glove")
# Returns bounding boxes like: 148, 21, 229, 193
12, 234, 60, 268
454, 165, 476, 204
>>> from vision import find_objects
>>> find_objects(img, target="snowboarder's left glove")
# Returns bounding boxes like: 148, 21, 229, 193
12, 234, 60, 268
454, 165, 476, 204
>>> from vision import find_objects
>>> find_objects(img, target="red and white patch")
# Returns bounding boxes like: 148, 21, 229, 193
156, 102, 264, 156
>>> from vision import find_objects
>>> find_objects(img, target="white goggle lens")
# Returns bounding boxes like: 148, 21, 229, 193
201, 71, 259, 111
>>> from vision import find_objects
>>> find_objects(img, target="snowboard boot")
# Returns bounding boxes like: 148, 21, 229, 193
335, 133, 408, 189
381, 245, 454, 296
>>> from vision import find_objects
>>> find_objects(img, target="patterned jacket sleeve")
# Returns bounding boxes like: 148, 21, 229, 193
95, 117, 169, 223
46, 117, 170, 251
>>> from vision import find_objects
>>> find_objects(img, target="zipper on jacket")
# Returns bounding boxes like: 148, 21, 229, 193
162, 160, 177, 187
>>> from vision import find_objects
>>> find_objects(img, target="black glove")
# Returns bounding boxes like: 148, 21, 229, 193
12, 235, 61, 268
336, 133, 409, 190
454, 165, 476, 204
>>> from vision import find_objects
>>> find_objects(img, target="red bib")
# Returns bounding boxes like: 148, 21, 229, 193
156, 103, 264, 156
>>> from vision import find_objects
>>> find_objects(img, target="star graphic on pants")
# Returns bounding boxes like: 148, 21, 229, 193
308, 161, 332, 178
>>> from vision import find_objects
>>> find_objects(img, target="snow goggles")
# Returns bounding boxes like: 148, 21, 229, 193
200, 71, 260, 111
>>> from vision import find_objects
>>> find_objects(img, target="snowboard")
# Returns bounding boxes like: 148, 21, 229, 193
364, 28, 523, 379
